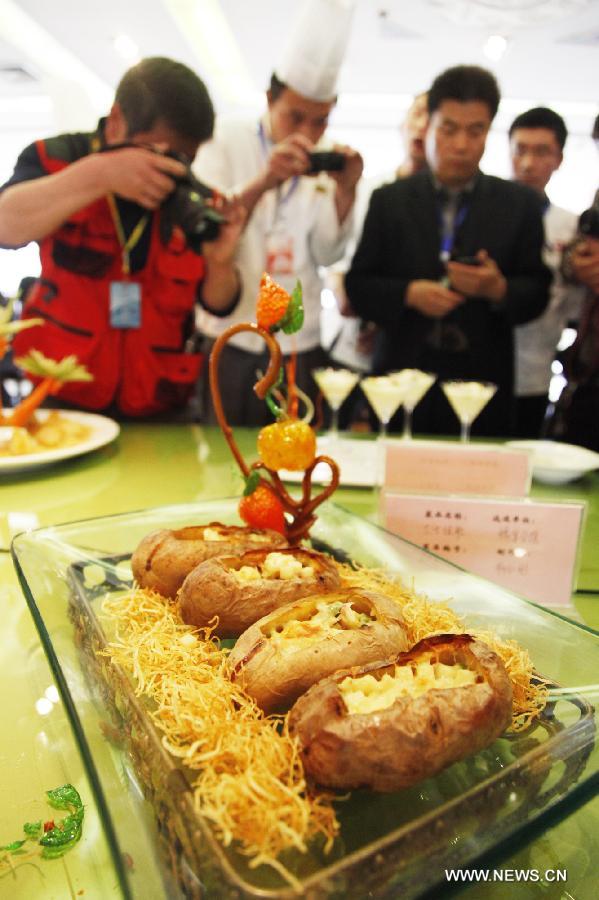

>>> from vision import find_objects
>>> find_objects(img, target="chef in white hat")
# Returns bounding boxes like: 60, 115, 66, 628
195, 0, 363, 426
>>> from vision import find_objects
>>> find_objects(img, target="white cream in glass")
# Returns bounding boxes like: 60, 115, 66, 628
360, 376, 406, 437
441, 380, 497, 442
389, 369, 435, 439
312, 367, 360, 438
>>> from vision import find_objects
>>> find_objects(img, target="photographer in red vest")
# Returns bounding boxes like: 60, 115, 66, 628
0, 57, 244, 418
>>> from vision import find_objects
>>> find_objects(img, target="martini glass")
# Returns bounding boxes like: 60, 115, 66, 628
441, 380, 497, 442
312, 367, 360, 439
361, 375, 407, 501
360, 375, 406, 438
389, 369, 435, 439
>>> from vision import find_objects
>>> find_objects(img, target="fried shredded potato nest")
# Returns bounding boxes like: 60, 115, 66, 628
100, 554, 549, 886
101, 589, 337, 889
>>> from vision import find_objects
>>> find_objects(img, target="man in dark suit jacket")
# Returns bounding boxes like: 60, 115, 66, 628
346, 65, 551, 436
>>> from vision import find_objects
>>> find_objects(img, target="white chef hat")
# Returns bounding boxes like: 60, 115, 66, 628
274, 0, 355, 102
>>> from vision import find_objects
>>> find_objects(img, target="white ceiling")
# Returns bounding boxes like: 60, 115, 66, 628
0, 0, 597, 132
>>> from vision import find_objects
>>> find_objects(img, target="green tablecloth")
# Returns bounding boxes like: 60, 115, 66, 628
1, 424, 597, 898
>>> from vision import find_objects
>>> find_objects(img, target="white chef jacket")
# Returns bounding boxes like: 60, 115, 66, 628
194, 117, 354, 355
515, 203, 584, 396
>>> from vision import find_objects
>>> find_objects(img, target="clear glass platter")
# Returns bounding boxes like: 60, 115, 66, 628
11, 499, 599, 899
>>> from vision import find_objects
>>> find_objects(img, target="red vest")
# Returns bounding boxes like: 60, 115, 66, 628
13, 140, 205, 416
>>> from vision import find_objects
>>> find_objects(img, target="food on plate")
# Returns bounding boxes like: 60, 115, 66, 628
336, 561, 549, 732
131, 523, 288, 598
0, 411, 91, 456
7, 350, 93, 428
100, 538, 549, 882
178, 547, 340, 636
228, 590, 408, 713
288, 633, 513, 791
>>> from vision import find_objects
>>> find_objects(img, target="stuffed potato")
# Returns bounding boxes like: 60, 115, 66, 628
228, 590, 408, 713
288, 633, 513, 792
131, 523, 288, 598
179, 548, 340, 636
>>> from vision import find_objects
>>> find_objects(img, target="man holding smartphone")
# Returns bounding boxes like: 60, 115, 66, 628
195, 0, 363, 425
346, 65, 551, 436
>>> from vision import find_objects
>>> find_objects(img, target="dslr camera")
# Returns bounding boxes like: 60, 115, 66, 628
108, 143, 225, 252
578, 205, 599, 239
160, 149, 225, 252
307, 150, 346, 174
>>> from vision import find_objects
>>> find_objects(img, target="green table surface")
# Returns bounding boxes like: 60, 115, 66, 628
1, 424, 597, 899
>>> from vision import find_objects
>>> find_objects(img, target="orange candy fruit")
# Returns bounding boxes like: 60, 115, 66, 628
256, 273, 290, 331
258, 419, 316, 472
239, 483, 286, 534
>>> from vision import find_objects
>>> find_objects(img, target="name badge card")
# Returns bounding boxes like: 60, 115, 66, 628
265, 232, 295, 276
385, 441, 531, 497
110, 282, 141, 329
381, 492, 585, 608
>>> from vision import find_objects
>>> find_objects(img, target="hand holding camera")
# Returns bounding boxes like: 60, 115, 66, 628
570, 240, 599, 294
98, 144, 188, 210
322, 144, 364, 196
264, 133, 315, 187
264, 135, 362, 191
101, 143, 228, 251
563, 206, 599, 294
307, 151, 346, 174
201, 196, 247, 266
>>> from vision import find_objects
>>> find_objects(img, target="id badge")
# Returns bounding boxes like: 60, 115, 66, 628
110, 281, 141, 329
265, 231, 294, 276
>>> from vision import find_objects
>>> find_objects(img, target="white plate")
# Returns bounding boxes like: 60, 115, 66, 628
0, 409, 120, 474
505, 439, 599, 485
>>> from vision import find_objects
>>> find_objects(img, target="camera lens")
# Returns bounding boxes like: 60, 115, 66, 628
579, 207, 599, 239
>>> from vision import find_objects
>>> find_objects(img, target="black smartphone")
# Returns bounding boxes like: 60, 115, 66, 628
307, 151, 346, 174
451, 255, 482, 266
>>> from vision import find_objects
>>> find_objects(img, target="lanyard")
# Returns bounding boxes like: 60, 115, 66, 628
90, 135, 149, 276
438, 195, 470, 263
106, 193, 149, 276
258, 121, 300, 217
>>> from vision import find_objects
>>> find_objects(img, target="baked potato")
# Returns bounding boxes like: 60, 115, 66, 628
288, 633, 513, 792
131, 523, 287, 598
228, 590, 408, 713
178, 548, 340, 637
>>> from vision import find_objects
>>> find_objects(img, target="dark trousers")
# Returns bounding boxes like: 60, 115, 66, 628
551, 383, 599, 452
512, 395, 549, 439
202, 341, 330, 427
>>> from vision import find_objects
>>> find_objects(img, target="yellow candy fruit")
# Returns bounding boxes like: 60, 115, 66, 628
258, 419, 316, 472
